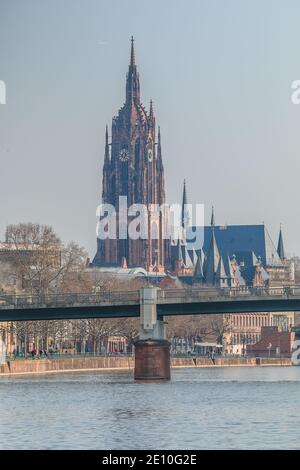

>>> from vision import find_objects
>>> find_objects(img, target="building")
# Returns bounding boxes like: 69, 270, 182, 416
247, 326, 295, 358
93, 38, 168, 271
101, 336, 127, 355
221, 226, 294, 354
171, 181, 293, 286
171, 182, 295, 354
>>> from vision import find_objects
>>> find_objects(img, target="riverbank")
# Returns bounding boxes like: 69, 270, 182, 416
173, 356, 292, 368
0, 355, 292, 376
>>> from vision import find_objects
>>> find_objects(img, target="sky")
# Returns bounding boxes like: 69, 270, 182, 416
1, 0, 300, 258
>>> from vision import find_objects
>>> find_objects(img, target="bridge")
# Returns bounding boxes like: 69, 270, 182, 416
1, 285, 299, 380
0, 285, 299, 322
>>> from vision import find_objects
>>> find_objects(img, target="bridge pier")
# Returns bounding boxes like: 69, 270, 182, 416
134, 287, 170, 381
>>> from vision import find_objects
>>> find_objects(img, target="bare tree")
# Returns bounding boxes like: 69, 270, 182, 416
115, 318, 139, 353
4, 223, 87, 294
0, 261, 17, 292
85, 318, 123, 354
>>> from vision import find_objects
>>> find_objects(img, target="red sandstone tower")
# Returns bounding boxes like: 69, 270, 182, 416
93, 38, 168, 271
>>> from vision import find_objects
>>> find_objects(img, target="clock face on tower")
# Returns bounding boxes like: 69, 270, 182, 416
147, 148, 153, 162
119, 149, 129, 162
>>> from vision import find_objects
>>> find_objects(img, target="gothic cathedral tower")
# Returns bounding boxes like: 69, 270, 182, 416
93, 38, 168, 271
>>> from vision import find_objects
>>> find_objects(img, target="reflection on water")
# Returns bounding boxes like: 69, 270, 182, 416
0, 367, 300, 449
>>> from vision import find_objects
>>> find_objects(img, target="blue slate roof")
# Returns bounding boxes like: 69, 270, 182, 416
198, 224, 281, 268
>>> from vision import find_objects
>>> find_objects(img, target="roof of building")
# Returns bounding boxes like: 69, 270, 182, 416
199, 224, 282, 267
247, 326, 293, 354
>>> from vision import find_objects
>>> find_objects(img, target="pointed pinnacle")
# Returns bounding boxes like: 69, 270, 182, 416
130, 36, 135, 66
149, 99, 153, 117
211, 206, 215, 227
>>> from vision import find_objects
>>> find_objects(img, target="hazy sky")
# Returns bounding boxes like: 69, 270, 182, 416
1, 0, 300, 257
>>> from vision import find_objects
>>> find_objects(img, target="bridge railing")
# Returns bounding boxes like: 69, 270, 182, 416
157, 285, 300, 302
0, 290, 140, 309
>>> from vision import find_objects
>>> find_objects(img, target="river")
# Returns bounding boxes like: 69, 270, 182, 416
0, 367, 299, 449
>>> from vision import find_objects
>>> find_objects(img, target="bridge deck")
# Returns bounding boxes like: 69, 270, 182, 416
0, 286, 299, 321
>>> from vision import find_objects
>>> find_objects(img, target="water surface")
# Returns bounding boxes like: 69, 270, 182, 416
0, 367, 299, 449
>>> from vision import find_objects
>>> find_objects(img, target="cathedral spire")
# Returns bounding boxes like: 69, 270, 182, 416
149, 99, 155, 128
94, 38, 167, 270
130, 36, 135, 66
181, 179, 189, 229
105, 124, 108, 147
204, 229, 220, 285
157, 126, 164, 169
194, 250, 205, 282
216, 256, 228, 287
102, 125, 110, 204
157, 126, 162, 156
211, 206, 215, 227
277, 225, 286, 260
126, 36, 140, 104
